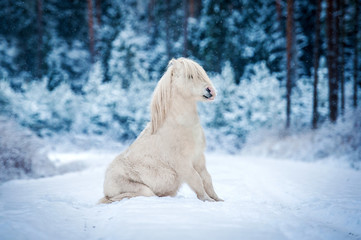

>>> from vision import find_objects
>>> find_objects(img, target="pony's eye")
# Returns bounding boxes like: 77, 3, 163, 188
189, 75, 193, 79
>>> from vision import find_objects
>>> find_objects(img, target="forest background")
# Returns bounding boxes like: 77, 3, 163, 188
0, 0, 360, 181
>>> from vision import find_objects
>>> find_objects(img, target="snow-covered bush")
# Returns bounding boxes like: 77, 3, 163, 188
199, 62, 285, 152
0, 38, 17, 81
79, 62, 154, 141
1, 59, 358, 157
242, 108, 361, 166
0, 63, 154, 142
0, 78, 80, 136
0, 118, 56, 182
46, 39, 90, 92
108, 24, 169, 86
239, 62, 285, 130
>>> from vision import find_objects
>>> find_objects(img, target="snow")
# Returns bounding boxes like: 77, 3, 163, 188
1, 152, 360, 240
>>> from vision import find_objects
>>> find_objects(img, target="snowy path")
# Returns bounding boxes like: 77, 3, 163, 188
1, 153, 360, 240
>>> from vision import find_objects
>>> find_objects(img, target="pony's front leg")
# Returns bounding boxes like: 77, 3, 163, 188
194, 155, 223, 202
184, 168, 214, 202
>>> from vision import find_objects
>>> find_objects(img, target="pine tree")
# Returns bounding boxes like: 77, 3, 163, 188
312, 0, 322, 129
295, 0, 317, 78
259, 0, 286, 78
193, 0, 233, 73
165, 0, 171, 60
0, 0, 38, 84
339, 0, 345, 115
353, 0, 359, 108
87, 0, 95, 63
183, 0, 189, 57
286, 0, 295, 128
327, 0, 338, 122
36, 0, 44, 78
96, 0, 101, 26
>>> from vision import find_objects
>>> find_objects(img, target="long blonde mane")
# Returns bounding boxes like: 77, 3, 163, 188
150, 58, 210, 134
150, 61, 174, 134
176, 57, 210, 83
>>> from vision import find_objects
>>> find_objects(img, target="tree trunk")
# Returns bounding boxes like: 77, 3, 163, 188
96, 0, 101, 26
166, 0, 171, 60
333, 0, 340, 87
353, 0, 359, 108
36, 0, 43, 78
339, 0, 345, 115
327, 0, 338, 122
276, 0, 283, 23
335, 0, 340, 107
189, 0, 195, 18
312, 0, 322, 129
286, 0, 294, 128
183, 0, 188, 57
87, 0, 95, 63
148, 0, 155, 33
194, 0, 202, 18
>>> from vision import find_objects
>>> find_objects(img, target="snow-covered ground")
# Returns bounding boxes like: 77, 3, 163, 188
1, 151, 360, 240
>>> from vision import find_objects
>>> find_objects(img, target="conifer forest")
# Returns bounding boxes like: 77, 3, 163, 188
0, 0, 360, 176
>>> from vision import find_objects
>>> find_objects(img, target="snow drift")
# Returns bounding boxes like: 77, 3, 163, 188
0, 118, 56, 182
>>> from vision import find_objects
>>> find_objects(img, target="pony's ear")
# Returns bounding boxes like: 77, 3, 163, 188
168, 58, 175, 67
167, 58, 178, 74
150, 64, 173, 134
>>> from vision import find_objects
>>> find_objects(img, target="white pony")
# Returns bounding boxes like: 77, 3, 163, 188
99, 57, 222, 203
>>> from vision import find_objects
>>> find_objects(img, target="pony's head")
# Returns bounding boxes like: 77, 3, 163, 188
150, 58, 216, 134
170, 58, 216, 101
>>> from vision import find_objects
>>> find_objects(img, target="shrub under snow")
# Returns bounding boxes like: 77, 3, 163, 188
0, 118, 56, 182
242, 109, 361, 167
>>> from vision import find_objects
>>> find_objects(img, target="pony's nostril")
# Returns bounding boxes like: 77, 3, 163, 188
203, 87, 213, 99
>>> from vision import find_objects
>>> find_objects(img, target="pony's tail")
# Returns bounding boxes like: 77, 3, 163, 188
98, 196, 111, 204
150, 62, 174, 134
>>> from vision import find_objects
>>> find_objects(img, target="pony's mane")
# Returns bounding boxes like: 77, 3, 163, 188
150, 62, 174, 134
177, 57, 209, 83
150, 58, 209, 134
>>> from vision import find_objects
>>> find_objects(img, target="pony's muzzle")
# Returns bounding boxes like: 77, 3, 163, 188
203, 87, 216, 100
